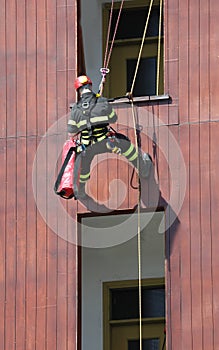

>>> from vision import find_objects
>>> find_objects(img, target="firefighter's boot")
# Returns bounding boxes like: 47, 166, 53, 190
139, 153, 152, 179
77, 182, 87, 199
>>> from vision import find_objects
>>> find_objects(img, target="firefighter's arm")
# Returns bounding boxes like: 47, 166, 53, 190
67, 107, 87, 134
101, 97, 118, 123
90, 97, 118, 125
107, 106, 117, 124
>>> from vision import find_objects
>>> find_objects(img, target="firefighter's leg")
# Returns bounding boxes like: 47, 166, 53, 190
77, 147, 95, 198
77, 141, 109, 198
112, 133, 152, 178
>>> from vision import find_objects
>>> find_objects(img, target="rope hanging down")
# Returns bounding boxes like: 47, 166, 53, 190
129, 95, 143, 350
126, 2, 163, 349
127, 2, 155, 347
98, 0, 125, 96
156, 0, 163, 96
129, 0, 154, 97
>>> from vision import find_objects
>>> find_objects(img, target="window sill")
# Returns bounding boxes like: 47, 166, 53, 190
109, 94, 171, 105
109, 317, 165, 326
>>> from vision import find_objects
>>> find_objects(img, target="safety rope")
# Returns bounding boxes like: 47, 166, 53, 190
126, 4, 154, 349
98, 0, 125, 96
103, 0, 114, 70
156, 0, 163, 96
128, 96, 142, 350
129, 0, 154, 96
127, 3, 164, 349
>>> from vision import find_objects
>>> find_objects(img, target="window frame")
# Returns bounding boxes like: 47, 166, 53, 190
103, 278, 166, 350
102, 0, 167, 102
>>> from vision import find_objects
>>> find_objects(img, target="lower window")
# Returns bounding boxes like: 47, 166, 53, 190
103, 279, 166, 350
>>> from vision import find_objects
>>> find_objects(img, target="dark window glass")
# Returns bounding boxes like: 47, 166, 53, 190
111, 286, 165, 320
128, 338, 160, 350
127, 57, 157, 96
110, 7, 163, 40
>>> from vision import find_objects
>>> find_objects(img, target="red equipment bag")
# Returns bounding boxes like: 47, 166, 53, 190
54, 139, 80, 199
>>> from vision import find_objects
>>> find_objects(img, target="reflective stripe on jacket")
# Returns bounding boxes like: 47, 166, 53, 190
67, 92, 117, 135
80, 125, 109, 145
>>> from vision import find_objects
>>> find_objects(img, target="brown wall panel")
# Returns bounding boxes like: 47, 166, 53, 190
57, 239, 68, 350
167, 121, 219, 349
16, 0, 27, 137
67, 2, 78, 104
36, 0, 48, 137
178, 0, 219, 124
57, 3, 69, 120
26, 1, 38, 136
67, 242, 78, 349
36, 184, 47, 350
199, 0, 210, 121
178, 0, 189, 123
46, 234, 58, 350
1, 0, 78, 349
26, 137, 37, 350
0, 1, 6, 139
189, 124, 203, 348
188, 0, 200, 123
0, 139, 6, 349
210, 122, 219, 348
46, 134, 59, 348
15, 138, 27, 349
200, 123, 213, 349
47, 0, 59, 128
209, 0, 219, 120
175, 125, 192, 349
5, 1, 17, 138
165, 0, 179, 125
5, 138, 17, 349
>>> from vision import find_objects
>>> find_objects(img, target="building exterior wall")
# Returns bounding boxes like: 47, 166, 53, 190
1, 0, 219, 350
0, 1, 79, 349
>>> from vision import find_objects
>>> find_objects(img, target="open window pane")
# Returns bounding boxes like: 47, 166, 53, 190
127, 57, 157, 96
111, 286, 165, 320
103, 1, 164, 98
110, 6, 162, 40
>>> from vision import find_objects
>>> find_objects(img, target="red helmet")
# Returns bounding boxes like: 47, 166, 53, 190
74, 75, 92, 90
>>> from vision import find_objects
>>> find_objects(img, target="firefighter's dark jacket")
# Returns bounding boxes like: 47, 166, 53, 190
67, 92, 117, 135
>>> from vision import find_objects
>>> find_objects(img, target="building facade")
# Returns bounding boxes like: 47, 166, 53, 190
1, 0, 219, 349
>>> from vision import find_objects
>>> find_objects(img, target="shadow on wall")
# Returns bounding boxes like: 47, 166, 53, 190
79, 159, 180, 262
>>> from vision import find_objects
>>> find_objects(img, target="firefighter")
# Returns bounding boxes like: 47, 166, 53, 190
67, 75, 152, 199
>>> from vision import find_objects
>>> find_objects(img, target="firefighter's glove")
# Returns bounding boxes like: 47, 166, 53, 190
112, 146, 121, 154
106, 140, 121, 154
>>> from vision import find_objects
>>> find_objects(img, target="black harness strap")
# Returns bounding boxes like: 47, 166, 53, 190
77, 95, 98, 137
54, 146, 76, 197
162, 333, 166, 350
72, 152, 83, 198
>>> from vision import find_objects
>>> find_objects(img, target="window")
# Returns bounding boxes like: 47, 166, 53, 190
111, 286, 165, 320
78, 209, 166, 350
103, 279, 166, 350
102, 0, 164, 99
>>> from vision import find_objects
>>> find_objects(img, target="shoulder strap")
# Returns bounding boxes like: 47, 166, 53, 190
77, 95, 98, 130
54, 146, 76, 194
